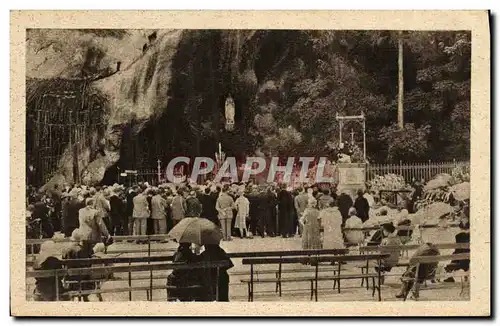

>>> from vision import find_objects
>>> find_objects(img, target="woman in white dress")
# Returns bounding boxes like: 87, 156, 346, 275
301, 197, 322, 250
234, 191, 250, 238
318, 201, 344, 249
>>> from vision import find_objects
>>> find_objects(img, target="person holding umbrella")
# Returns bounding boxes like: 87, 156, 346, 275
199, 243, 234, 301
167, 217, 226, 301
166, 242, 203, 302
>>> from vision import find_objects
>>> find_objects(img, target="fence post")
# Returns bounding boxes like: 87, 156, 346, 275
399, 160, 403, 179
428, 160, 431, 181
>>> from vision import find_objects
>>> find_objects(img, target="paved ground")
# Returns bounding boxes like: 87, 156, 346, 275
27, 226, 469, 302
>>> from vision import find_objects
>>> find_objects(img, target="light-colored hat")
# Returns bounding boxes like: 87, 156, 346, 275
93, 242, 106, 254
70, 229, 83, 242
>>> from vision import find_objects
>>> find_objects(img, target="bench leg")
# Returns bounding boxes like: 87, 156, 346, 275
275, 272, 279, 293
315, 286, 318, 302
360, 267, 365, 287
247, 283, 251, 302
333, 270, 337, 289
310, 280, 314, 301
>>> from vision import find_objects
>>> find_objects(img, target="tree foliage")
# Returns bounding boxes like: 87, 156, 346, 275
255, 30, 471, 162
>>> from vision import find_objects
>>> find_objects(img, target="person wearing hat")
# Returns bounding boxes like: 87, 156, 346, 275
171, 188, 187, 228
294, 187, 309, 236
151, 187, 168, 235
95, 188, 112, 234
301, 197, 322, 250
79, 197, 110, 246
319, 200, 344, 249
126, 186, 139, 236
199, 243, 234, 301
247, 185, 260, 237
166, 242, 203, 302
199, 187, 220, 227
378, 222, 402, 273
132, 188, 151, 240
344, 207, 364, 246
109, 188, 125, 236
62, 229, 94, 301
33, 241, 69, 301
216, 184, 235, 241
234, 190, 250, 238
354, 189, 370, 223
63, 190, 83, 237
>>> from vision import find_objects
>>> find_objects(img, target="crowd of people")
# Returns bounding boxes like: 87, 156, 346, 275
27, 177, 470, 302
26, 179, 420, 245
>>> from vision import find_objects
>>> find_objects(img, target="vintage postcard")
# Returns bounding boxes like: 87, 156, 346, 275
10, 10, 490, 316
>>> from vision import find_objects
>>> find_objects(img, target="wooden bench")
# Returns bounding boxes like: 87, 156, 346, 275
27, 260, 232, 301
357, 243, 470, 288
241, 253, 389, 302
401, 253, 470, 301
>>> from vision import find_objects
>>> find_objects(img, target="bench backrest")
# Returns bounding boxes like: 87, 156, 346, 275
242, 253, 389, 265
360, 242, 469, 252
45, 249, 349, 267
26, 260, 232, 278
343, 223, 459, 232
411, 253, 470, 264
228, 248, 348, 258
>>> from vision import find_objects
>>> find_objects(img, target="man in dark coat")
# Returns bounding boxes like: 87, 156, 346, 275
444, 212, 470, 282
255, 188, 269, 238
337, 190, 354, 226
63, 192, 83, 237
126, 187, 138, 235
265, 188, 278, 237
247, 186, 261, 236
199, 188, 220, 226
353, 189, 370, 223
32, 195, 54, 238
277, 185, 294, 238
47, 184, 62, 232
109, 190, 125, 235
199, 244, 234, 302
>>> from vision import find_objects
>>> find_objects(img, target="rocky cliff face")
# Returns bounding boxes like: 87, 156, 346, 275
29, 29, 304, 187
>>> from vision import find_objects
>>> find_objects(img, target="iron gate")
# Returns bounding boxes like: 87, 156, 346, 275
27, 80, 106, 186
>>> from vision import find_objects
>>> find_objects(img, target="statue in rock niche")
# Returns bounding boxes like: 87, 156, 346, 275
224, 94, 235, 131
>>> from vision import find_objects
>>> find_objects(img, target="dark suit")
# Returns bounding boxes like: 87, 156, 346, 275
109, 195, 125, 235
338, 193, 353, 225
63, 198, 83, 237
199, 193, 219, 226
446, 232, 470, 272
354, 196, 370, 223
277, 190, 294, 237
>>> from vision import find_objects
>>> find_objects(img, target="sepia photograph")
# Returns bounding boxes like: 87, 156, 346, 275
10, 10, 490, 316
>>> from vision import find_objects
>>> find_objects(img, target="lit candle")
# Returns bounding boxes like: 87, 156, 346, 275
218, 142, 222, 154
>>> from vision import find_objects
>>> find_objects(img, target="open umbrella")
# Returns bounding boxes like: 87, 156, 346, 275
424, 174, 452, 191
423, 202, 454, 223
450, 182, 470, 201
167, 217, 223, 245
